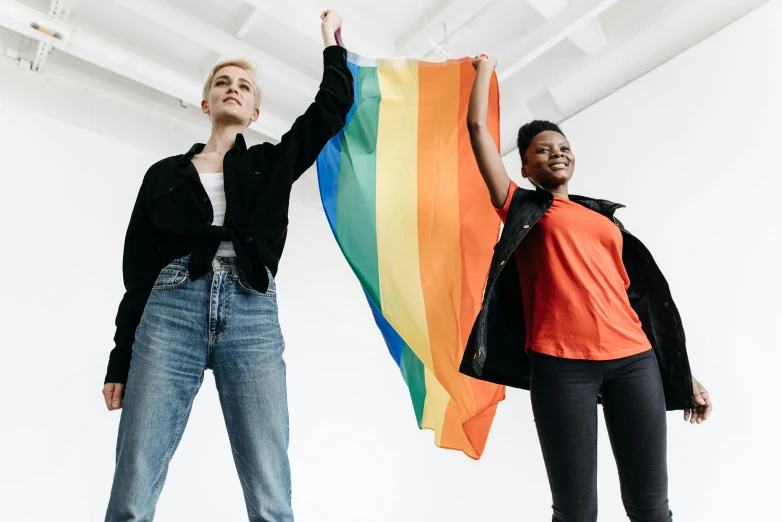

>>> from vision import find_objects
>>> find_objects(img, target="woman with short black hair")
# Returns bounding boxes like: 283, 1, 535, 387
462, 53, 712, 522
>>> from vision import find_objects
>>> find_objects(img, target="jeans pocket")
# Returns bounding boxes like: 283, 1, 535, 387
235, 267, 276, 298
151, 267, 189, 290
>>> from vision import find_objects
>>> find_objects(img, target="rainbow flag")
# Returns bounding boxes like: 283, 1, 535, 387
316, 52, 505, 459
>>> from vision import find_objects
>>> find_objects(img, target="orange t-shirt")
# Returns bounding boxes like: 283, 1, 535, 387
496, 181, 651, 360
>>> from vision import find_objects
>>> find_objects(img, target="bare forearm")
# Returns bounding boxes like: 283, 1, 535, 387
468, 65, 494, 129
467, 60, 509, 207
322, 31, 337, 47
469, 128, 510, 208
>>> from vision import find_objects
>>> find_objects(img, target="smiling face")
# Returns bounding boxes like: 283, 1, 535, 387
521, 130, 575, 187
201, 63, 261, 127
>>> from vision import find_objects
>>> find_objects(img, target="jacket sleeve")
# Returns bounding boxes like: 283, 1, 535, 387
104, 170, 160, 384
272, 45, 354, 180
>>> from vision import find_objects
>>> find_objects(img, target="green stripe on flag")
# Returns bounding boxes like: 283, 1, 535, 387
336, 66, 382, 304
401, 344, 426, 428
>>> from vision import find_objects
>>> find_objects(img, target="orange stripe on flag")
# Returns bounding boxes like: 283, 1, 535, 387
460, 61, 506, 458
417, 62, 463, 446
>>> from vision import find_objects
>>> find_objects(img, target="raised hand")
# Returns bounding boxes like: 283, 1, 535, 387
472, 53, 498, 71
321, 9, 343, 47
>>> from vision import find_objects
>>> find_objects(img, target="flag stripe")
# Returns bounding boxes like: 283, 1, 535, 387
401, 344, 427, 428
366, 291, 427, 427
317, 62, 362, 233
416, 63, 463, 442
376, 64, 432, 369
336, 66, 382, 303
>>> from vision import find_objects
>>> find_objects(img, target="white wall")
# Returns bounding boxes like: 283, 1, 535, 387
0, 2, 778, 521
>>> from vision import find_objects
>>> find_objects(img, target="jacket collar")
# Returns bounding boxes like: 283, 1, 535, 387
175, 133, 249, 178
529, 179, 625, 215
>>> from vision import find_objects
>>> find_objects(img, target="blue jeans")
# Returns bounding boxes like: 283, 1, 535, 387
105, 255, 293, 522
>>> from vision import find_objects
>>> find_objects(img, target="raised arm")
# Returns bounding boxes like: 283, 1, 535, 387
271, 9, 354, 179
467, 55, 510, 208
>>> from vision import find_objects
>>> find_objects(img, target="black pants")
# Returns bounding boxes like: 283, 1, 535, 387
530, 349, 672, 522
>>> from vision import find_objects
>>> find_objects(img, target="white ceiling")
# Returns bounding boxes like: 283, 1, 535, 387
0, 0, 769, 155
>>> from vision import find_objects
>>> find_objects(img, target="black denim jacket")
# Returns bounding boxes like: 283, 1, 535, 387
460, 184, 695, 410
105, 46, 354, 384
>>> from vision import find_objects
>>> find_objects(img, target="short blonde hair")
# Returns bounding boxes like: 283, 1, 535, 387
202, 58, 263, 113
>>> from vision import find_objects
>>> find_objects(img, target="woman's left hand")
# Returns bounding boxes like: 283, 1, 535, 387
321, 9, 343, 47
684, 377, 712, 424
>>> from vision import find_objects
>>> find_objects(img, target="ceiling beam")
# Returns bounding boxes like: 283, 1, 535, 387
567, 19, 609, 55
396, 0, 498, 57
546, 0, 770, 116
216, 9, 263, 64
495, 0, 770, 160
497, 0, 621, 83
236, 0, 395, 57
0, 0, 287, 141
525, 0, 608, 55
106, 0, 318, 99
235, 8, 263, 40
237, 0, 323, 48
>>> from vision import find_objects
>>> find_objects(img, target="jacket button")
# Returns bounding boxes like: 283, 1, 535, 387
246, 237, 253, 243
523, 224, 530, 228
168, 187, 173, 192
206, 220, 211, 226
664, 302, 669, 307
203, 197, 208, 203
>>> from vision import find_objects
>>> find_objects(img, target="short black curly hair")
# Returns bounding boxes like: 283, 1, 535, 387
517, 120, 565, 164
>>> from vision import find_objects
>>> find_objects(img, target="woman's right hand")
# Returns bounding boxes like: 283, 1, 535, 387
472, 54, 498, 71
320, 9, 343, 47
684, 377, 712, 424
103, 382, 125, 411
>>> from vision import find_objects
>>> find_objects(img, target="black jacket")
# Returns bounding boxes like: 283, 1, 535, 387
105, 46, 354, 385
460, 184, 695, 410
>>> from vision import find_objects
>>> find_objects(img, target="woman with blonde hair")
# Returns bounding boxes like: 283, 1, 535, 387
102, 10, 353, 521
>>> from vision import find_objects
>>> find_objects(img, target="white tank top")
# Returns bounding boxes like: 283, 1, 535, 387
199, 173, 236, 257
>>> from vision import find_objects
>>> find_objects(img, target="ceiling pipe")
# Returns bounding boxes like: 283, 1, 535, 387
0, 0, 287, 141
